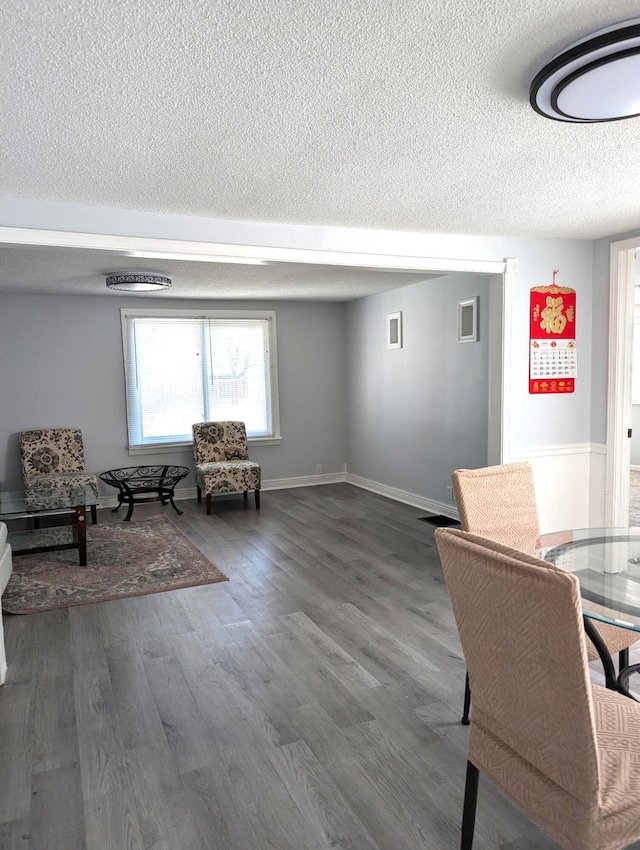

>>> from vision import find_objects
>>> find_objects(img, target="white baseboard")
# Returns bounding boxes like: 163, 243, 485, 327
97, 473, 349, 509
96, 487, 198, 511
346, 472, 459, 519
632, 465, 640, 472
261, 472, 347, 490
96, 471, 457, 516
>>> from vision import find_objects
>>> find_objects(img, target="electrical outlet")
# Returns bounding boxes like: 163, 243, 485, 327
446, 486, 453, 500
316, 464, 322, 474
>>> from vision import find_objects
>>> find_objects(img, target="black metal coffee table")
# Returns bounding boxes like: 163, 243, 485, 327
99, 465, 190, 521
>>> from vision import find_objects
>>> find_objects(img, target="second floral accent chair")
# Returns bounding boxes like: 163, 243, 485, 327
19, 428, 99, 524
192, 421, 261, 514
452, 461, 638, 725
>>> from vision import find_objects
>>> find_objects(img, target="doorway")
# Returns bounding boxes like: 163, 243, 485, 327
606, 238, 639, 525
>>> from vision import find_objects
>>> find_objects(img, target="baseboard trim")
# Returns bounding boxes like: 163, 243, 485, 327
262, 472, 347, 491
346, 472, 459, 519
97, 487, 199, 511
97, 473, 348, 509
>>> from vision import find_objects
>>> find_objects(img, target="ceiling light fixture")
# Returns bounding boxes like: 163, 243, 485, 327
123, 250, 269, 265
105, 272, 172, 292
530, 18, 640, 122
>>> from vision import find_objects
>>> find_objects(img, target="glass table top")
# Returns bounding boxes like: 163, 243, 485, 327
534, 527, 640, 632
0, 485, 98, 518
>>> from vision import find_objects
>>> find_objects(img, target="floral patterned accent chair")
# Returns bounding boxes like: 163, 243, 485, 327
192, 421, 261, 515
436, 527, 640, 850
19, 429, 99, 524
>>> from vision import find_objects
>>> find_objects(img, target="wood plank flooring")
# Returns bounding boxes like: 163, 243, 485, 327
0, 483, 629, 849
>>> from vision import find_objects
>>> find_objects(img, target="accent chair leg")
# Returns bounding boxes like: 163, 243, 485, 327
255, 489, 260, 509
243, 490, 248, 503
461, 760, 479, 850
197, 485, 202, 504
206, 493, 212, 516
90, 504, 97, 525
462, 671, 471, 725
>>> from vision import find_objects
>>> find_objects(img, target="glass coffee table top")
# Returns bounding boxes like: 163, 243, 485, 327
0, 485, 98, 519
0, 485, 98, 566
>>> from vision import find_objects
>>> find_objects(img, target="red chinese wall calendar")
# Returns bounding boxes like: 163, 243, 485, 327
529, 285, 576, 394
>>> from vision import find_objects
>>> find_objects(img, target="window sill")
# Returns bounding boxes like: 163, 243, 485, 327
127, 435, 282, 457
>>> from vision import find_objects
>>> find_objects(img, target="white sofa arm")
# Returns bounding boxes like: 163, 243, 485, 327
0, 523, 13, 684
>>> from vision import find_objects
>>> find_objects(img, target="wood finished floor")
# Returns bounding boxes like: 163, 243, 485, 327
0, 483, 631, 850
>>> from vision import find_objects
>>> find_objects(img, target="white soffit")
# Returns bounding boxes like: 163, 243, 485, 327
3, 0, 640, 242
0, 244, 450, 300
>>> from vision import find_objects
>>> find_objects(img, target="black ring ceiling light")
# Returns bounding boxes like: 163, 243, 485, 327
530, 18, 640, 122
105, 272, 172, 292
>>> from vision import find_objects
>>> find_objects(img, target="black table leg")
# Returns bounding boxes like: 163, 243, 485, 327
584, 616, 638, 700
124, 497, 135, 522
75, 505, 87, 566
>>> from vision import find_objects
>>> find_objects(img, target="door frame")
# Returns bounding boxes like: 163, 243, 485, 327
606, 236, 638, 525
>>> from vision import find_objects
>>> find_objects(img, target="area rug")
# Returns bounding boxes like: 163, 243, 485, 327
2, 515, 228, 615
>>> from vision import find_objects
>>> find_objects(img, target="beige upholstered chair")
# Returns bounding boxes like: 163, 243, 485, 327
0, 523, 12, 684
19, 428, 98, 524
436, 527, 640, 850
452, 461, 638, 724
192, 421, 261, 514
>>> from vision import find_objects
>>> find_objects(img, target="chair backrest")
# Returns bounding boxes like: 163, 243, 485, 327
452, 461, 540, 546
20, 428, 87, 479
192, 421, 249, 464
435, 527, 600, 806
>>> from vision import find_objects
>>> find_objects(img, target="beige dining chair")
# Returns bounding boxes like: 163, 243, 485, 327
436, 526, 640, 850
452, 461, 638, 724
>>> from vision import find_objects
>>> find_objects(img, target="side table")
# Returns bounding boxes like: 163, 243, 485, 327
99, 465, 190, 522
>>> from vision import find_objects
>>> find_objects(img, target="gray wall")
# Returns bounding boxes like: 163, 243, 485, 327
0, 200, 597, 455
345, 273, 490, 505
0, 294, 347, 491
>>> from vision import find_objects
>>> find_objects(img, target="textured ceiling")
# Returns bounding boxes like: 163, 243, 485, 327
2, 0, 640, 298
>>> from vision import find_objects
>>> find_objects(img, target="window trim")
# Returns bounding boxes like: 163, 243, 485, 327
119, 307, 281, 453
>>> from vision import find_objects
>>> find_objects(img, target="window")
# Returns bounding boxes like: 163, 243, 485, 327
121, 309, 280, 452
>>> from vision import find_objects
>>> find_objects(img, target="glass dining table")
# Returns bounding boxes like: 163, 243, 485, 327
533, 527, 640, 699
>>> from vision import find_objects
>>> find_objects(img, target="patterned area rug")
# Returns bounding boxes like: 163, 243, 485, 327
3, 515, 228, 615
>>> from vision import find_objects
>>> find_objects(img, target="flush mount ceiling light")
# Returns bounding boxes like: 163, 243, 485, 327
105, 272, 172, 292
530, 18, 640, 122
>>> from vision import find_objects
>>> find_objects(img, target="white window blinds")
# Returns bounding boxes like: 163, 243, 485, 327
121, 310, 278, 449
